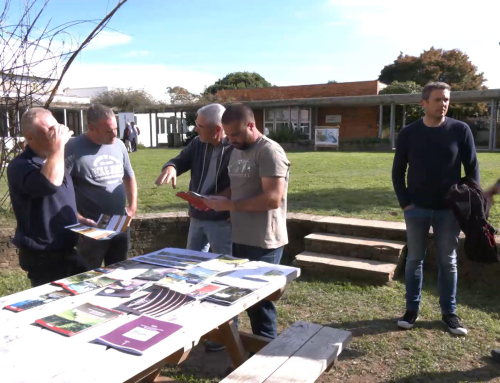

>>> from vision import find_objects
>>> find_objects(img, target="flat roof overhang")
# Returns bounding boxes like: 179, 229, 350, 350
156, 89, 500, 113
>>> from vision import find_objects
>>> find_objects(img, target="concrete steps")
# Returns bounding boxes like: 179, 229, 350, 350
294, 251, 397, 285
309, 216, 409, 242
304, 233, 405, 264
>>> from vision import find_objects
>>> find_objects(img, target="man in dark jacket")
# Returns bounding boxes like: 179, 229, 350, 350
8, 108, 87, 287
392, 82, 480, 336
486, 179, 500, 362
155, 104, 233, 256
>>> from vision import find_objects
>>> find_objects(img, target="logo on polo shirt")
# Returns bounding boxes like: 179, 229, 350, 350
91, 155, 124, 184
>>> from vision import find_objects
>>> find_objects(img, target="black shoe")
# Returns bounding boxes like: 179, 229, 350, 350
491, 349, 500, 363
204, 340, 225, 352
442, 314, 467, 335
397, 310, 418, 329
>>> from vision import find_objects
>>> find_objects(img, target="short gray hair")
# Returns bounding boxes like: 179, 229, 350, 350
197, 103, 225, 127
422, 82, 451, 101
87, 104, 115, 125
20, 107, 52, 136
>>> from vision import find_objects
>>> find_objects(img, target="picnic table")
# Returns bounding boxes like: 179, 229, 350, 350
0, 256, 300, 383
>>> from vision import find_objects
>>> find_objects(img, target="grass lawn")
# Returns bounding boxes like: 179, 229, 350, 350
131, 149, 500, 227
1, 271, 500, 382
1, 149, 499, 226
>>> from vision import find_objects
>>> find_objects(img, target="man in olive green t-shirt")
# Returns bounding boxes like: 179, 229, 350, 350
205, 104, 290, 339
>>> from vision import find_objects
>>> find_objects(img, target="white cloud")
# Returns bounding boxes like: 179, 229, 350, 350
86, 31, 132, 50
327, 0, 500, 88
121, 50, 149, 58
61, 63, 218, 101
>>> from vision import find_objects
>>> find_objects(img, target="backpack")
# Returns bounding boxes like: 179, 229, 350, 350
447, 177, 499, 263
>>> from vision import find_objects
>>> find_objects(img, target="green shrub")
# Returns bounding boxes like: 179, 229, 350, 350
341, 137, 390, 145
268, 128, 309, 143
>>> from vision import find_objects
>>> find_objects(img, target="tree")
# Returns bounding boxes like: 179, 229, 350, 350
379, 47, 486, 90
204, 71, 273, 96
379, 81, 423, 129
91, 88, 157, 112
166, 86, 199, 105
379, 47, 488, 116
328, 80, 338, 84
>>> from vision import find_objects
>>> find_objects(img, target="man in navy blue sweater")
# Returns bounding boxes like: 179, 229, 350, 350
392, 82, 479, 336
8, 108, 87, 287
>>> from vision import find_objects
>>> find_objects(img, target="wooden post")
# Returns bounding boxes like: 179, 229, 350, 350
63, 108, 67, 126
378, 104, 383, 138
390, 103, 396, 149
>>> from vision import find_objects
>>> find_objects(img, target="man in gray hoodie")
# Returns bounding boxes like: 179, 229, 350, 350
155, 104, 233, 256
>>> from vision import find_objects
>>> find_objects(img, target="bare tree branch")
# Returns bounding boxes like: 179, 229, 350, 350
44, 0, 128, 108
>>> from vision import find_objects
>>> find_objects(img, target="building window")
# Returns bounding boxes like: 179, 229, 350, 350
264, 107, 311, 138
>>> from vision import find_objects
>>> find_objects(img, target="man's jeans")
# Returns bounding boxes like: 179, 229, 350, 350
404, 206, 460, 315
78, 229, 131, 270
186, 218, 232, 255
232, 243, 284, 339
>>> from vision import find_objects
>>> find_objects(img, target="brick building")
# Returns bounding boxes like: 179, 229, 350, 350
215, 80, 386, 140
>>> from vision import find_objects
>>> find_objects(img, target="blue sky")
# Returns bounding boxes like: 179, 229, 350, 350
24, 0, 500, 100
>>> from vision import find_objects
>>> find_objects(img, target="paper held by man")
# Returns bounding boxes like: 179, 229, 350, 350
65, 214, 132, 240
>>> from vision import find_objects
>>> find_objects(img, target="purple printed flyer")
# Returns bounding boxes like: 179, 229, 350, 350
95, 316, 182, 355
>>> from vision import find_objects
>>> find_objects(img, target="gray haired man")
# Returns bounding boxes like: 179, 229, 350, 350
155, 104, 233, 257
65, 104, 137, 269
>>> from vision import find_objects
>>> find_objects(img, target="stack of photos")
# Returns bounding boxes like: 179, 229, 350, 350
117, 287, 195, 317
4, 290, 72, 312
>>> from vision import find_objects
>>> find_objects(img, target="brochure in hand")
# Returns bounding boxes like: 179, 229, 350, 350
97, 279, 149, 298
65, 214, 132, 241
117, 287, 195, 317
35, 303, 123, 337
175, 191, 210, 211
3, 290, 72, 313
94, 315, 183, 355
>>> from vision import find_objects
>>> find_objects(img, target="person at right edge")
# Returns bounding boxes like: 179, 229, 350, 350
486, 179, 500, 361
392, 82, 480, 336
205, 104, 291, 341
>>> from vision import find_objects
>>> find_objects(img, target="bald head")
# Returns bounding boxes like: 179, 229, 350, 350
21, 108, 53, 137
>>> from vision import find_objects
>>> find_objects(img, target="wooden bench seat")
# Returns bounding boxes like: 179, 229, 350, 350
220, 321, 352, 383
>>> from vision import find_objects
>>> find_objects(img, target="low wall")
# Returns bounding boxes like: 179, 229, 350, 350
1, 212, 499, 281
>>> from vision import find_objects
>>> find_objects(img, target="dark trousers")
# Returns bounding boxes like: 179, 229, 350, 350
78, 229, 130, 270
18, 247, 89, 287
232, 243, 284, 339
131, 138, 138, 152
